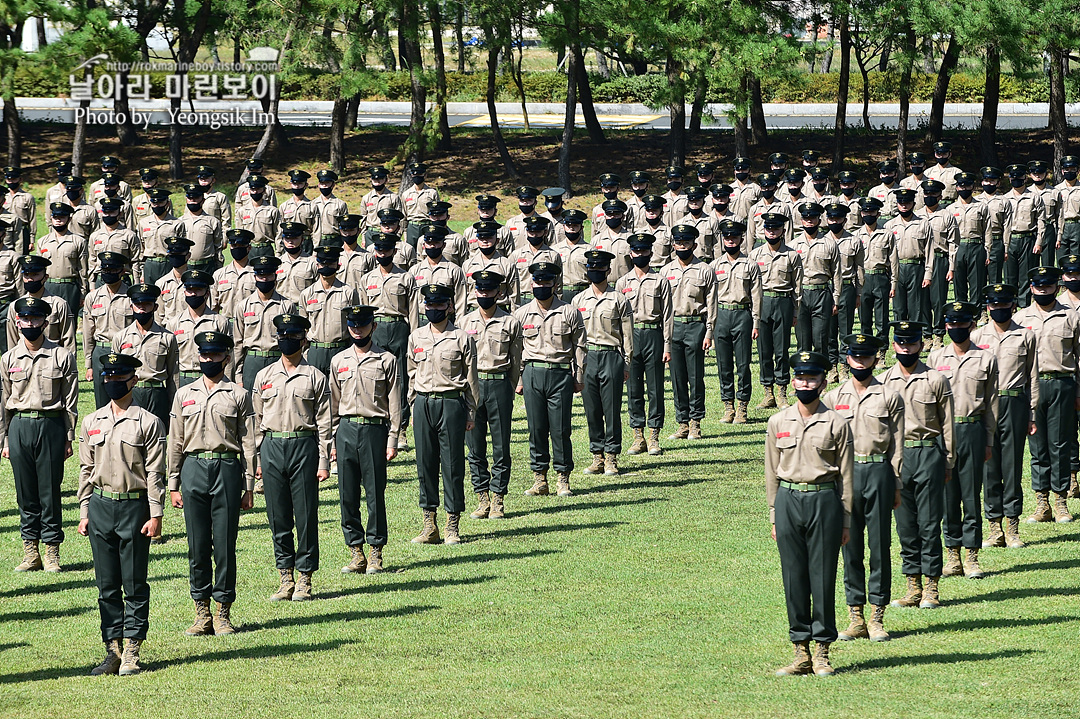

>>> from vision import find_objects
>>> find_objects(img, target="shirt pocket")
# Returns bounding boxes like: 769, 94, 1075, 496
488, 330, 510, 358
438, 347, 463, 375
599, 307, 621, 335
39, 366, 66, 405
966, 367, 988, 403
775, 434, 798, 452
116, 427, 147, 474
360, 368, 387, 397
912, 390, 940, 427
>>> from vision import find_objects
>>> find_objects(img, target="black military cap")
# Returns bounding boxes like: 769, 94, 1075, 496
97, 251, 129, 268
1006, 164, 1027, 177
183, 184, 204, 199
475, 194, 500, 208
757, 173, 777, 187
345, 305, 378, 326
101, 172, 121, 185
377, 208, 404, 224
1030, 266, 1062, 286
801, 149, 820, 162
907, 152, 928, 164
339, 214, 362, 230
421, 224, 450, 241
370, 232, 399, 249
195, 330, 234, 353
100, 353, 142, 374
877, 160, 899, 173
148, 188, 171, 202
407, 162, 428, 174
195, 165, 215, 178
61, 175, 85, 187
671, 224, 700, 242
982, 283, 1016, 303
628, 171, 651, 183
1063, 156, 1080, 168
528, 262, 559, 281
515, 185, 540, 199
783, 168, 807, 183
768, 153, 788, 165
894, 188, 918, 203
314, 245, 342, 261
316, 169, 338, 182
921, 179, 946, 194
790, 350, 829, 375
693, 162, 715, 175
955, 172, 978, 185
933, 141, 953, 153
709, 183, 733, 198
542, 187, 566, 201
1028, 160, 1050, 173
560, 209, 587, 225
247, 174, 268, 189
99, 197, 123, 212
472, 271, 504, 291
49, 202, 73, 216
17, 255, 50, 271
524, 215, 551, 231
584, 250, 614, 267
250, 255, 282, 274
165, 236, 195, 252
1061, 255, 1080, 273
472, 220, 503, 236
281, 221, 306, 237
732, 156, 752, 170
2, 166, 19, 178
287, 169, 311, 182
426, 200, 453, 214
684, 186, 707, 201
246, 158, 265, 171
420, 283, 452, 302
627, 233, 655, 250
100, 155, 121, 168
797, 201, 824, 217
273, 313, 310, 333
54, 160, 74, 174
128, 283, 161, 302
981, 166, 1003, 179
226, 229, 254, 245
139, 168, 159, 181
845, 333, 884, 355
598, 173, 621, 186
890, 320, 926, 343
719, 220, 747, 235
641, 194, 666, 210
182, 269, 213, 288
665, 166, 684, 178
761, 212, 789, 228
943, 301, 979, 323
369, 165, 388, 178
824, 202, 850, 217
14, 296, 49, 317
809, 167, 829, 181
837, 170, 857, 183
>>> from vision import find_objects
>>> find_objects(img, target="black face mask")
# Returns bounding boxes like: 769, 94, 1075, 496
602, 190, 618, 200
545, 201, 561, 212
478, 243, 497, 256
667, 181, 682, 191
22, 280, 42, 294
200, 360, 225, 378
787, 186, 801, 196
291, 187, 305, 196
631, 254, 651, 268
376, 254, 394, 267
957, 189, 973, 199
424, 247, 443, 260
688, 206, 703, 217
19, 325, 43, 342
947, 327, 970, 344
813, 182, 828, 193
168, 255, 188, 268
412, 177, 425, 185
1009, 178, 1025, 188
586, 269, 608, 284
925, 196, 940, 207
794, 387, 821, 404
134, 310, 154, 327
910, 167, 925, 176
527, 234, 545, 247
231, 246, 250, 261
532, 286, 553, 301
100, 272, 121, 285
802, 224, 819, 236
982, 184, 998, 194
104, 188, 118, 197
827, 222, 845, 234
342, 234, 358, 247
881, 175, 896, 185
898, 208, 914, 219
761, 189, 775, 199
102, 214, 119, 226
66, 189, 81, 200
425, 308, 447, 324
896, 352, 920, 367
605, 217, 622, 229
350, 330, 372, 348
1065, 279, 1080, 293
476, 296, 497, 309
675, 248, 695, 261
104, 379, 131, 401
1065, 171, 1078, 181
250, 192, 264, 202
255, 279, 276, 294
284, 244, 303, 256
936, 157, 949, 166
185, 294, 206, 309
317, 265, 337, 277
319, 186, 333, 196
632, 187, 647, 197
645, 216, 662, 226
989, 307, 1013, 323
849, 364, 874, 381
766, 233, 783, 245
1033, 292, 1057, 307
735, 171, 750, 181
278, 337, 303, 356
712, 202, 729, 214
186, 202, 202, 213
841, 187, 855, 197
152, 204, 169, 215
862, 214, 877, 226
724, 243, 741, 257
519, 204, 534, 215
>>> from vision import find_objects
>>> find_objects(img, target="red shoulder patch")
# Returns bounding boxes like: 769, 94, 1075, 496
337, 366, 350, 373
88, 429, 101, 436
260, 383, 273, 390
182, 400, 196, 407
120, 343, 133, 350
835, 404, 850, 410
936, 365, 951, 371
244, 311, 255, 317
92, 303, 103, 309
413, 347, 425, 353
776, 432, 791, 438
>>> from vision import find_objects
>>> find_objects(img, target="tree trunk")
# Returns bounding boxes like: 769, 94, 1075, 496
253, 27, 292, 162
454, 1, 465, 73
925, 33, 960, 144
749, 75, 767, 145
878, 37, 891, 72
978, 46, 1000, 167
169, 95, 183, 179
558, 39, 579, 193
572, 43, 605, 143
330, 98, 347, 173
896, 25, 916, 173
430, 0, 451, 150
401, 0, 426, 163
833, 12, 850, 168
688, 69, 707, 138
1051, 46, 1068, 176
4, 96, 19, 167
510, 21, 529, 130
35, 17, 46, 49
628, 56, 648, 76
72, 70, 91, 174
666, 52, 686, 168
233, 34, 241, 65
595, 48, 610, 80
347, 92, 361, 129
485, 33, 519, 180
114, 68, 140, 146
820, 23, 834, 73
733, 74, 749, 157
374, 9, 396, 70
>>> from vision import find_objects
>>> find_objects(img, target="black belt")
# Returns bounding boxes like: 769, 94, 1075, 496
525, 361, 569, 370
94, 487, 146, 501
14, 410, 61, 418
418, 390, 462, 399
779, 480, 836, 492
1011, 230, 1035, 236
344, 416, 388, 425
191, 451, 240, 460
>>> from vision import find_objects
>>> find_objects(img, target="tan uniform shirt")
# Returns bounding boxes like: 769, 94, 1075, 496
572, 285, 634, 361
460, 305, 524, 380
885, 215, 935, 284
834, 231, 863, 293
749, 241, 803, 312
1003, 188, 1047, 250
662, 191, 688, 228
591, 201, 637, 233
0, 338, 78, 448
1013, 301, 1080, 398
36, 231, 89, 289
509, 244, 562, 297
4, 189, 35, 251
236, 202, 282, 246
553, 240, 591, 292
462, 223, 515, 259
277, 253, 317, 304
822, 379, 905, 484
879, 361, 956, 468
661, 258, 718, 334
793, 232, 843, 305
232, 292, 299, 370
200, 190, 232, 229
638, 220, 673, 268
112, 321, 180, 393
978, 191, 1012, 237
899, 175, 927, 209
462, 253, 520, 309
252, 360, 333, 471
310, 194, 348, 238
330, 344, 402, 450
279, 196, 317, 234
167, 309, 233, 374
504, 211, 555, 251
408, 259, 468, 320
0, 248, 19, 301
919, 205, 960, 259
180, 212, 224, 265
156, 269, 222, 324
925, 163, 961, 202
589, 225, 634, 277
88, 226, 141, 281
855, 224, 896, 286
359, 189, 404, 233
928, 344, 999, 446
213, 262, 256, 319
513, 298, 587, 384
78, 403, 167, 520
234, 182, 277, 217
6, 291, 76, 356
360, 266, 419, 327
951, 198, 993, 263
710, 252, 762, 330
614, 268, 674, 355
765, 403, 855, 527
747, 198, 794, 247
340, 247, 377, 291
674, 211, 719, 262
167, 378, 257, 491
867, 183, 899, 218
731, 180, 761, 223
82, 283, 133, 369
298, 279, 361, 344
90, 179, 133, 204
66, 198, 100, 240
406, 322, 479, 420
132, 191, 154, 225
971, 320, 1040, 419
1031, 183, 1060, 233
138, 213, 186, 263
1056, 180, 1080, 226
400, 185, 440, 225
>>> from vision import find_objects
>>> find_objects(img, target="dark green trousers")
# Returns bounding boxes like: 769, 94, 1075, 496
242, 351, 281, 393
414, 393, 467, 513
306, 343, 349, 377
796, 286, 833, 357
337, 419, 389, 547
181, 456, 244, 603
374, 319, 411, 428
0, 300, 8, 355
143, 257, 169, 286
894, 262, 927, 326
842, 462, 895, 607
1042, 222, 1058, 267
88, 492, 151, 641
583, 349, 625, 455
775, 484, 844, 643
944, 422, 984, 549
91, 345, 113, 409
1059, 221, 1080, 261
627, 327, 665, 428
9, 415, 66, 544
1005, 231, 1035, 307
669, 319, 707, 423
758, 295, 794, 387
249, 243, 275, 260
188, 258, 220, 275
929, 253, 950, 337
45, 280, 81, 322
859, 273, 890, 345
952, 242, 987, 304
405, 222, 423, 249
260, 435, 320, 572
1031, 376, 1076, 495
467, 376, 514, 495
522, 364, 575, 475
714, 307, 753, 402
988, 234, 1004, 284
895, 445, 945, 577
133, 384, 170, 428
985, 394, 1028, 520
831, 282, 857, 365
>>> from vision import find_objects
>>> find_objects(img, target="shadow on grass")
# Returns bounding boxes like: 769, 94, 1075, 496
0, 605, 95, 623
0, 577, 94, 598
242, 603, 437, 632
841, 647, 1036, 673
141, 637, 363, 673
469, 520, 626, 541
1022, 531, 1080, 547
321, 574, 496, 599
520, 496, 667, 516
397, 548, 558, 571
574, 475, 714, 495
947, 585, 1080, 606
890, 614, 1076, 640
992, 558, 1080, 574
0, 642, 29, 652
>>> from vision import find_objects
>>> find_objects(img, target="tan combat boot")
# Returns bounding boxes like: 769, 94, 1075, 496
963, 548, 984, 579
583, 453, 605, 475
757, 385, 776, 409
398, 428, 410, 451
14, 540, 42, 572
366, 545, 384, 574
90, 639, 123, 676
604, 453, 619, 476
470, 491, 490, 519
341, 545, 367, 574
269, 568, 295, 601
42, 543, 61, 573
1004, 517, 1025, 548
942, 547, 963, 577
720, 400, 735, 424
669, 422, 690, 440
868, 604, 890, 642
524, 472, 549, 496
411, 510, 441, 544
213, 602, 235, 635
628, 428, 647, 455
777, 385, 789, 408
150, 527, 165, 545
647, 428, 663, 455
185, 599, 215, 636
734, 401, 749, 424
119, 638, 142, 676
983, 519, 1006, 548
292, 571, 313, 601
1070, 472, 1080, 499
1054, 492, 1073, 523
837, 605, 868, 641
444, 513, 462, 545
838, 362, 850, 380
826, 366, 839, 385
556, 473, 573, 497
920, 576, 941, 608
254, 479, 264, 495
775, 641, 812, 676
688, 419, 702, 440
489, 494, 505, 519
891, 575, 922, 608
812, 642, 835, 676
1027, 491, 1052, 522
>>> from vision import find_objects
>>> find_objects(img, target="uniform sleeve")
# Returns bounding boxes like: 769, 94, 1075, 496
620, 296, 634, 364
890, 235, 900, 293
82, 294, 96, 370
921, 224, 934, 284
1002, 201, 1014, 245
166, 391, 185, 492
386, 353, 401, 451
660, 278, 674, 355
570, 307, 587, 385
77, 418, 95, 521
830, 244, 843, 305
792, 251, 804, 314
454, 270, 468, 321
939, 376, 956, 469
407, 277, 420, 330
945, 213, 959, 268
1027, 332, 1039, 419
750, 262, 763, 331
1035, 196, 1047, 251
314, 371, 332, 473
508, 317, 523, 388
144, 415, 168, 518
854, 240, 865, 295
328, 359, 342, 439
239, 389, 257, 490
463, 334, 478, 422
765, 419, 779, 525
984, 355, 999, 448
0, 354, 10, 452
251, 372, 265, 454
406, 331, 418, 407
703, 266, 718, 336
888, 392, 906, 488
835, 416, 855, 528
61, 350, 78, 442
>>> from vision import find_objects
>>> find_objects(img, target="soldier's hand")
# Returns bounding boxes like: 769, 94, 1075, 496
831, 305, 838, 316
752, 329, 759, 340
386, 447, 398, 461
515, 383, 524, 395
663, 352, 671, 363
702, 337, 712, 351
141, 516, 161, 537
330, 447, 337, 462
921, 279, 931, 288
241, 491, 253, 511
466, 420, 475, 431
78, 518, 89, 536
317, 469, 330, 482
1057, 240, 1062, 249
574, 381, 584, 393
64, 441, 73, 459
840, 527, 850, 546
1034, 245, 1043, 255
893, 489, 902, 510
855, 297, 861, 309
85, 368, 93, 382
770, 524, 777, 542
256, 466, 262, 479
1, 448, 7, 459
985, 257, 990, 266
170, 491, 183, 509
1029, 421, 1037, 436
946, 271, 954, 282
890, 289, 895, 298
